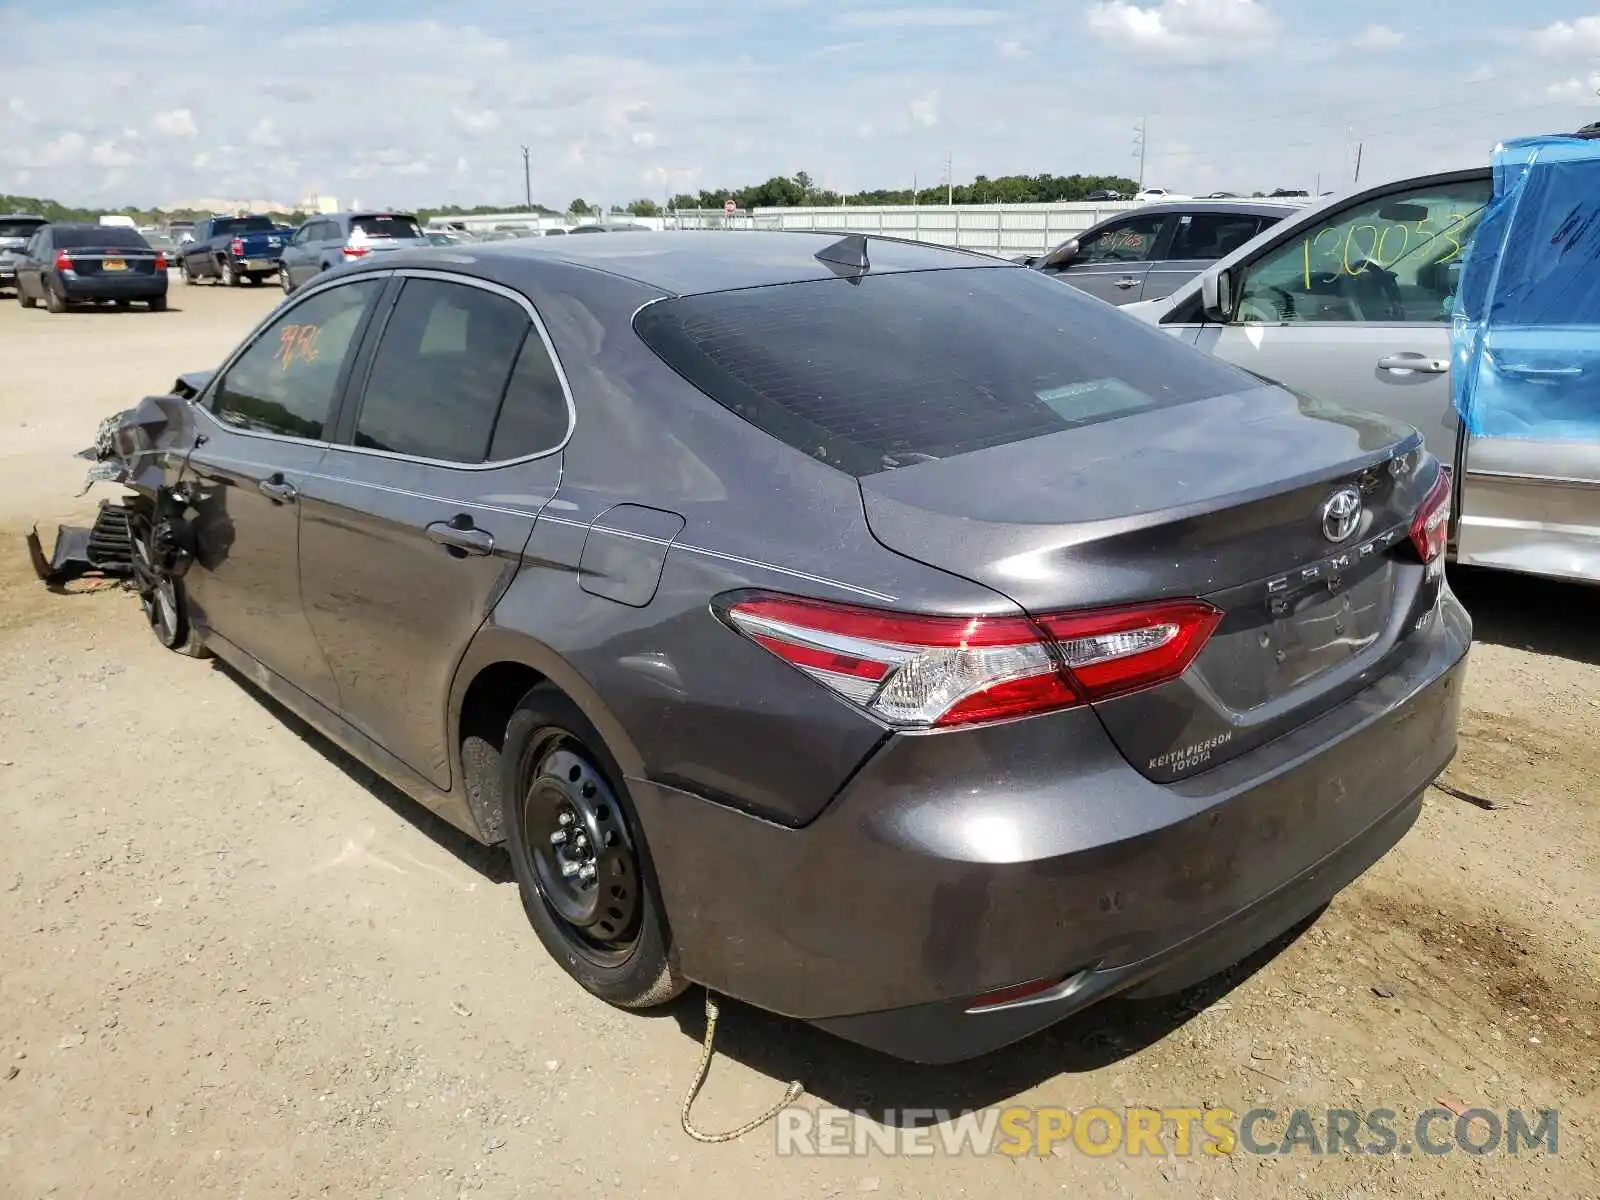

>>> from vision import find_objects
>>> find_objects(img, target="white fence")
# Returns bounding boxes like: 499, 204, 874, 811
668, 202, 1146, 258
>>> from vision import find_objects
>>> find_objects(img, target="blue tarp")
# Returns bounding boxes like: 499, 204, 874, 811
1451, 134, 1600, 441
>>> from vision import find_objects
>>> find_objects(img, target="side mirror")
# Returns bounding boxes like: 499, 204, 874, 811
1200, 267, 1237, 323
1043, 239, 1080, 268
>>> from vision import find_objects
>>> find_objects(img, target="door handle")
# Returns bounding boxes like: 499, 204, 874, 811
1113, 277, 1140, 289
258, 475, 297, 503
1377, 354, 1448, 374
426, 516, 494, 557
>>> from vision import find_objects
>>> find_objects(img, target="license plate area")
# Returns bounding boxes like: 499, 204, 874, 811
103, 259, 126, 271
245, 259, 269, 270
1199, 557, 1397, 713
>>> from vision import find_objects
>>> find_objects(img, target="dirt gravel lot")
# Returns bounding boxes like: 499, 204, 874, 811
1, 283, 1597, 1199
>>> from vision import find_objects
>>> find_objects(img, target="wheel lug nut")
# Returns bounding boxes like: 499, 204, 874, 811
549, 829, 568, 846
558, 811, 574, 827
578, 863, 597, 883
560, 859, 583, 879
572, 833, 588, 850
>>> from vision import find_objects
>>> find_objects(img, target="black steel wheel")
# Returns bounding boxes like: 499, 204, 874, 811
501, 685, 684, 1007
522, 732, 642, 962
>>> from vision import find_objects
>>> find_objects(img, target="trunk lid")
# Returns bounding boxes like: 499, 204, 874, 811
859, 385, 1443, 779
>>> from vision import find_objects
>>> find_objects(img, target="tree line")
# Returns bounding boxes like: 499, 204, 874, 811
2, 171, 1146, 227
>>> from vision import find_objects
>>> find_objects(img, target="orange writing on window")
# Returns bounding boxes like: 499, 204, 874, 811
275, 324, 322, 372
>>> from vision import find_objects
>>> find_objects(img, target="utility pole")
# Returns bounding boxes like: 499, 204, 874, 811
520, 145, 532, 212
1132, 117, 1147, 189
945, 152, 953, 206
1354, 143, 1363, 184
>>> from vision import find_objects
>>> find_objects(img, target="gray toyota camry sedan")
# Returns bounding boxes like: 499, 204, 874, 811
93, 231, 1468, 1063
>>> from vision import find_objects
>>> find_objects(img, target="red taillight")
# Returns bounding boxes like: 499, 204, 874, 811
342, 244, 371, 258
229, 238, 244, 256
153, 252, 167, 270
54, 249, 73, 270
720, 593, 1221, 729
1409, 470, 1452, 565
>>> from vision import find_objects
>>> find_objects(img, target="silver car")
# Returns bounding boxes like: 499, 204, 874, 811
1020, 201, 1300, 306
1126, 163, 1600, 587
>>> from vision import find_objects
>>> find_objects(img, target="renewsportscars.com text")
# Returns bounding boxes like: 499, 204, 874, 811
775, 1105, 1559, 1158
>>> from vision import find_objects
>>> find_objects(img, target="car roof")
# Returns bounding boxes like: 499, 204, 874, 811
0, 213, 47, 221
444, 229, 1009, 296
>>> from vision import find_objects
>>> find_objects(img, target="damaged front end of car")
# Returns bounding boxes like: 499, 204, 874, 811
26, 376, 209, 593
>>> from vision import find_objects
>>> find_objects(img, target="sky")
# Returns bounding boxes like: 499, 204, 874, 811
2, 0, 1598, 210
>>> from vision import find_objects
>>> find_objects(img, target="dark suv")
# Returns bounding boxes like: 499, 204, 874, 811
89, 233, 1467, 1063
1020, 199, 1301, 305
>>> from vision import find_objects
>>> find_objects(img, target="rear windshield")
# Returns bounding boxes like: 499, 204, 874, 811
54, 226, 151, 249
633, 266, 1254, 476
0, 219, 45, 238
213, 216, 276, 235
352, 214, 422, 239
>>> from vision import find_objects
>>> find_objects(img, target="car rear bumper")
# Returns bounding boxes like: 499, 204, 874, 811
60, 272, 168, 299
629, 587, 1470, 1063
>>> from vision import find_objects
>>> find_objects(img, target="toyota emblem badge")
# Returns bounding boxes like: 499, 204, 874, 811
1319, 486, 1363, 543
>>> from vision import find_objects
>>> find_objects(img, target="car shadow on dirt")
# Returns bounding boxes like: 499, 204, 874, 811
208, 659, 514, 884
1448, 565, 1600, 666
657, 912, 1320, 1120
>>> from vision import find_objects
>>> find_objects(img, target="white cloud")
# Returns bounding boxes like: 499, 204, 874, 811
1529, 16, 1600, 59
452, 106, 500, 135
631, 130, 659, 148
1352, 24, 1402, 50
89, 140, 133, 167
249, 117, 283, 149
191, 152, 210, 170
1546, 73, 1600, 105
838, 8, 1006, 28
909, 90, 940, 128
40, 132, 87, 165
997, 39, 1030, 59
151, 108, 198, 138
1086, 0, 1278, 61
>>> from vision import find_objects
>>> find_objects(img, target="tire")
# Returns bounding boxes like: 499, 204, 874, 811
131, 510, 208, 658
148, 295, 167, 312
17, 283, 35, 309
180, 259, 197, 285
219, 259, 238, 287
501, 684, 685, 1008
279, 265, 294, 296
114, 298, 131, 309
44, 282, 66, 314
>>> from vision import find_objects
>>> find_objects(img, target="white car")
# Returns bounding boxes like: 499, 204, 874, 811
1134, 187, 1190, 202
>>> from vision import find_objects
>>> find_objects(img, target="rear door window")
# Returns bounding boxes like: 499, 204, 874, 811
1169, 212, 1269, 261
634, 265, 1255, 477
351, 279, 532, 462
212, 280, 382, 439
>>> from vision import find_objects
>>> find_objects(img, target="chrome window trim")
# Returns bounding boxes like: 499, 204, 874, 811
193, 268, 578, 469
